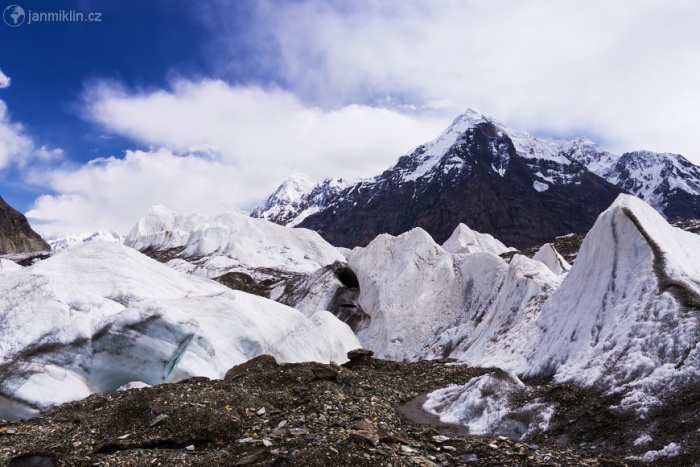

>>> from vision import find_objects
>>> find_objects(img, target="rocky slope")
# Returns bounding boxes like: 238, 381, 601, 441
1, 351, 656, 466
252, 110, 700, 249
0, 195, 50, 254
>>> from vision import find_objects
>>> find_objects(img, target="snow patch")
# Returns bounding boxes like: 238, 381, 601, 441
627, 443, 681, 462
0, 258, 22, 271
532, 180, 549, 192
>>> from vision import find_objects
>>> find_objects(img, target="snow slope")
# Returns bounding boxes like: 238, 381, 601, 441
0, 258, 22, 272
124, 205, 344, 279
249, 173, 317, 225
0, 241, 360, 420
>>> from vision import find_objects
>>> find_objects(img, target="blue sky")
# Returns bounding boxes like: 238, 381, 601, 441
0, 1, 214, 204
1, 0, 699, 235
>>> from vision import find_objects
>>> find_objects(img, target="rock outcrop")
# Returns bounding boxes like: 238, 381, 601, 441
0, 196, 50, 254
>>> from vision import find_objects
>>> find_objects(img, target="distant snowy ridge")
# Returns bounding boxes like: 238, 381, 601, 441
0, 241, 360, 420
45, 230, 124, 251
561, 139, 700, 215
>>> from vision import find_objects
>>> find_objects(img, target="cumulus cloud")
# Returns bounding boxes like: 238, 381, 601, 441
0, 69, 10, 89
26, 148, 248, 235
205, 0, 700, 162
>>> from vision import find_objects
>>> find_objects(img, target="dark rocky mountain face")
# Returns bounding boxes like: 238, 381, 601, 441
293, 122, 624, 249
0, 196, 50, 254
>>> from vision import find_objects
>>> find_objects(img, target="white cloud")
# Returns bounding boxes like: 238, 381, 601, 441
0, 88, 62, 170
206, 0, 700, 162
0, 100, 34, 169
26, 148, 247, 235
24, 79, 449, 235
26, 79, 447, 235
84, 78, 449, 182
0, 69, 10, 89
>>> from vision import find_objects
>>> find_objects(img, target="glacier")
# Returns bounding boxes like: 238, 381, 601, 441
0, 241, 360, 420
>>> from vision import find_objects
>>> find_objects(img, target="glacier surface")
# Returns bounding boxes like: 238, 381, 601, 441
0, 241, 360, 420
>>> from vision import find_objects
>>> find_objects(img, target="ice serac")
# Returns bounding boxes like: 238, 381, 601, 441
534, 195, 700, 393
347, 223, 565, 362
0, 241, 360, 420
481, 194, 700, 412
532, 243, 571, 275
431, 254, 561, 365
348, 228, 468, 361
0, 196, 50, 254
125, 205, 344, 278
442, 223, 516, 256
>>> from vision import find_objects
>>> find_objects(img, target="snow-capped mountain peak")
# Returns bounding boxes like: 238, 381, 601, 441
252, 109, 700, 248
267, 173, 316, 205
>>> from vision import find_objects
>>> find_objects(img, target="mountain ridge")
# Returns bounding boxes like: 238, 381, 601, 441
252, 110, 700, 249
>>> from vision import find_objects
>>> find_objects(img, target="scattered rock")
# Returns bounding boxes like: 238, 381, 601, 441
224, 354, 279, 381
148, 413, 169, 427
311, 367, 338, 380
347, 348, 374, 360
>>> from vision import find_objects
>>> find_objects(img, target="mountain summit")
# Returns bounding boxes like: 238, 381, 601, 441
252, 110, 700, 249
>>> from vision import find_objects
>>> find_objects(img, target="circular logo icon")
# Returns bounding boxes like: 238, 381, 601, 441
3, 5, 26, 27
